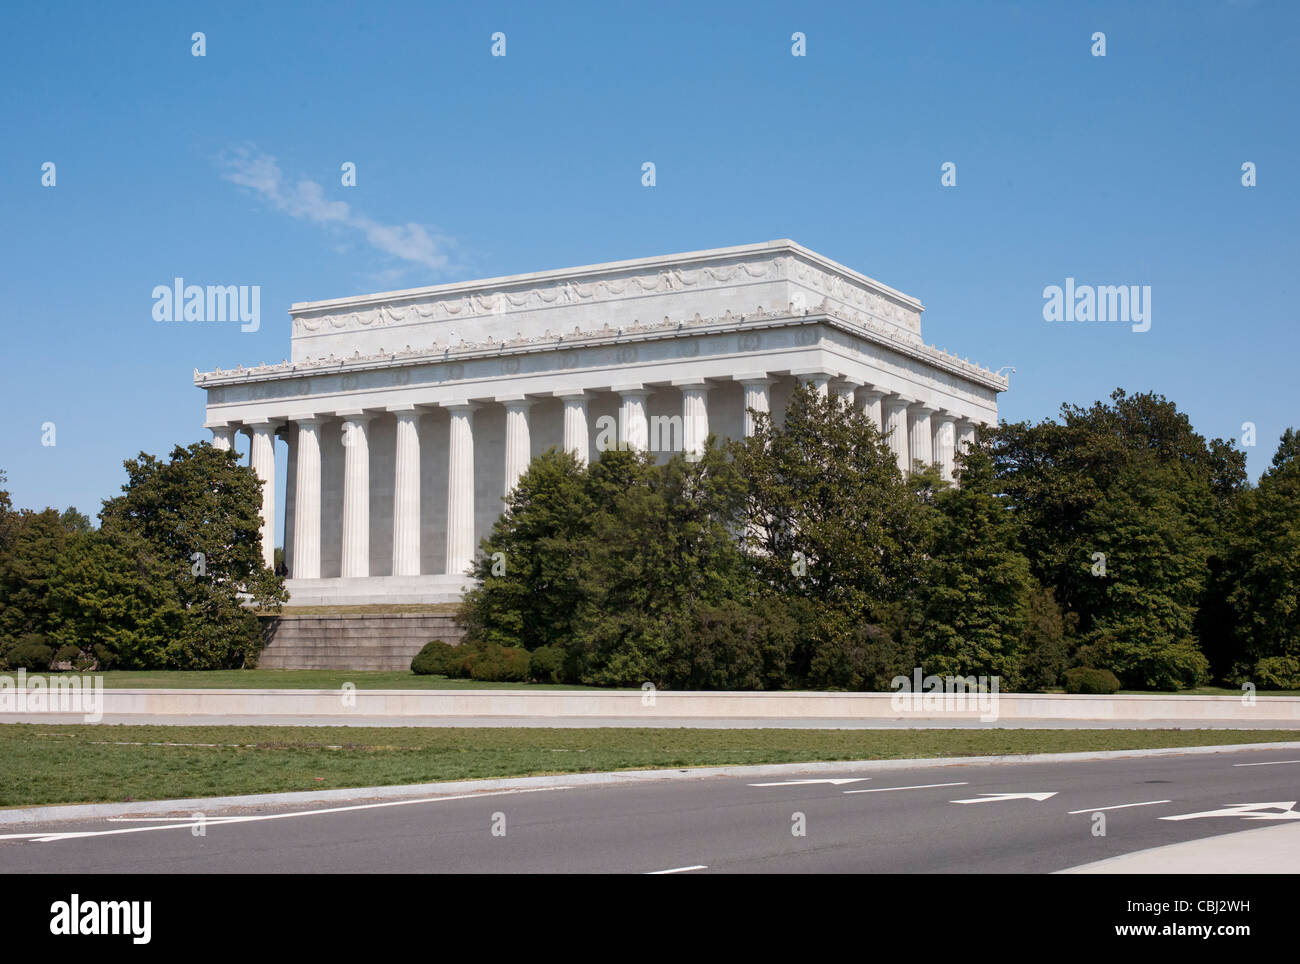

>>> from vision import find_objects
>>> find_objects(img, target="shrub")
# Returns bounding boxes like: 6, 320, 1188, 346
2, 634, 54, 671
411, 640, 464, 677
1252, 656, 1300, 690
1062, 666, 1121, 695
529, 645, 565, 683
465, 643, 531, 682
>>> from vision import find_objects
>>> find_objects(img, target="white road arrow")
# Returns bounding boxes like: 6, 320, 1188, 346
951, 792, 1058, 804
1160, 802, 1300, 821
748, 778, 871, 787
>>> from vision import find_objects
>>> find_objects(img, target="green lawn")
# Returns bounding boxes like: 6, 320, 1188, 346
1, 724, 1294, 808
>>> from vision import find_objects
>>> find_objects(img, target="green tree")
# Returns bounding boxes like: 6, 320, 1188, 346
736, 384, 930, 635
913, 445, 1035, 684
991, 389, 1237, 689
1212, 429, 1300, 687
100, 442, 285, 668
47, 523, 183, 668
460, 448, 596, 652
0, 508, 72, 666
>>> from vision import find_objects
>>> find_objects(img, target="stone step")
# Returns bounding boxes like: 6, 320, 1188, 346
259, 611, 466, 670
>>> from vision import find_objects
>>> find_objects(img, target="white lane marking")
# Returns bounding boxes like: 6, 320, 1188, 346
0, 786, 573, 844
647, 865, 707, 874
1232, 760, 1300, 767
951, 792, 1057, 804
1066, 799, 1171, 814
843, 782, 969, 794
748, 778, 870, 787
1160, 801, 1300, 821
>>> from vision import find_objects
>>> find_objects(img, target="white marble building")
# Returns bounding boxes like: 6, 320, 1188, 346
197, 241, 1007, 605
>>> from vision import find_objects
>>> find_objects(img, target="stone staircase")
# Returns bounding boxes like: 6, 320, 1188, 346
258, 610, 465, 670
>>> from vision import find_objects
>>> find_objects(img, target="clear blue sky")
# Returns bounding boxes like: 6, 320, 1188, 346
2, 0, 1297, 519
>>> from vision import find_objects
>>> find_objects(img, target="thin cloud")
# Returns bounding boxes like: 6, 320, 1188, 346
219, 147, 453, 275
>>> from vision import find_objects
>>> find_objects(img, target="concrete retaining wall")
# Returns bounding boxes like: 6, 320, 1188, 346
15, 689, 1299, 724
258, 612, 465, 670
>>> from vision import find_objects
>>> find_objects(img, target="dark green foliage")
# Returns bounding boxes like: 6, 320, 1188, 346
913, 445, 1034, 686
1062, 667, 1122, 695
671, 597, 799, 690
0, 444, 285, 671
1208, 429, 1300, 688
528, 645, 565, 683
97, 442, 287, 668
4, 634, 53, 671
411, 640, 462, 676
1017, 588, 1072, 691
991, 390, 1237, 689
464, 643, 531, 682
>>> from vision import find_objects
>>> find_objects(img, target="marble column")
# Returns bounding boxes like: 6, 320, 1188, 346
933, 412, 957, 482
956, 420, 978, 460
674, 380, 710, 461
792, 369, 831, 398
281, 424, 297, 577
616, 386, 650, 451
736, 375, 773, 437
390, 407, 421, 577
339, 412, 373, 579
501, 396, 534, 496
445, 403, 477, 575
908, 404, 935, 471
882, 395, 913, 475
831, 379, 860, 411
208, 424, 237, 451
292, 417, 325, 579
246, 420, 278, 569
859, 389, 885, 433
556, 390, 590, 466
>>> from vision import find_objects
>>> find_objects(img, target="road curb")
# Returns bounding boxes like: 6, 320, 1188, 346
4, 739, 1298, 827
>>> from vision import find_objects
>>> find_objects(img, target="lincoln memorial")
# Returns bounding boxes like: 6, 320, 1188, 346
196, 240, 1007, 607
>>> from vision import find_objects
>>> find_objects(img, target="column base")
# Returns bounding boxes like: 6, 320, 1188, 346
283, 575, 476, 607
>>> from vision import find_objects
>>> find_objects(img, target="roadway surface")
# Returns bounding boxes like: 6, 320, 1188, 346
3, 745, 1299, 873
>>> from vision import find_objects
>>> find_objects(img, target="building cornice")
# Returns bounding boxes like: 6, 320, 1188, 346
195, 305, 1008, 393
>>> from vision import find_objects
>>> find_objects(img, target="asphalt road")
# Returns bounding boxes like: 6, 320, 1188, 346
3, 746, 1299, 873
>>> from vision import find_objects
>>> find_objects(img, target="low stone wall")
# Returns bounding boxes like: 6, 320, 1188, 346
22, 689, 1300, 725
258, 612, 465, 670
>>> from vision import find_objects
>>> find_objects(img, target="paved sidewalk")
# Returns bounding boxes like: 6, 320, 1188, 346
1059, 821, 1300, 873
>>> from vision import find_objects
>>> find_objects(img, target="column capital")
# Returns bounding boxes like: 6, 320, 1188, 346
335, 409, 376, 423
907, 401, 936, 417
387, 403, 422, 416
790, 367, 833, 380
611, 383, 650, 396
440, 400, 479, 414
672, 378, 711, 392
885, 392, 917, 407
497, 394, 537, 409
553, 387, 590, 399
243, 417, 283, 432
288, 414, 328, 428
